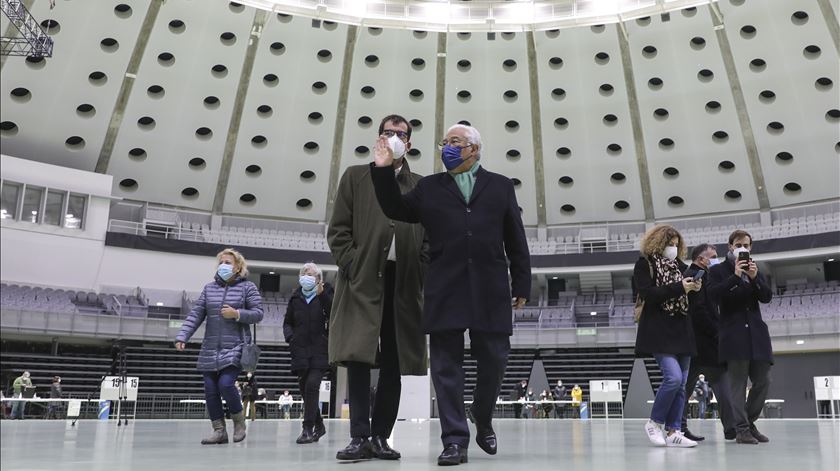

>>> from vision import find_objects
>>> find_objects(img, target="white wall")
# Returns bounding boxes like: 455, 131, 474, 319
96, 246, 217, 294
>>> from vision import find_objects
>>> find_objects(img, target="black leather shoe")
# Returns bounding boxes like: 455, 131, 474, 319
313, 422, 326, 441
469, 407, 497, 455
336, 437, 375, 460
724, 429, 737, 440
296, 425, 316, 444
371, 435, 401, 460
438, 444, 468, 466
683, 429, 705, 442
749, 425, 769, 443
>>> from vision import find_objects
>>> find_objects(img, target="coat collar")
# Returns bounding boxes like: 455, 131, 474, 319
439, 165, 489, 205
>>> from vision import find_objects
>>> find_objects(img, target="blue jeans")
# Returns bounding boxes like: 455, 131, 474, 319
203, 366, 243, 421
10, 395, 25, 419
651, 354, 691, 430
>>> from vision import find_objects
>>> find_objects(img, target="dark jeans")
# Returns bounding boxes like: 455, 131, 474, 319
431, 329, 510, 448
298, 368, 324, 428
346, 261, 401, 439
681, 364, 734, 434
727, 360, 771, 433
203, 366, 243, 421
651, 354, 691, 431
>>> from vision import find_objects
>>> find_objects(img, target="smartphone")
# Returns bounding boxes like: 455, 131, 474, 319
737, 251, 751, 264
693, 269, 705, 280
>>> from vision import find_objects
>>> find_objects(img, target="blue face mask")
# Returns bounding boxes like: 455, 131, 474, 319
441, 145, 465, 171
708, 258, 721, 267
299, 275, 317, 292
217, 263, 234, 281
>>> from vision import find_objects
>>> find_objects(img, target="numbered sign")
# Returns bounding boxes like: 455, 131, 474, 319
319, 380, 331, 403
100, 376, 140, 401
589, 380, 622, 402
814, 376, 840, 401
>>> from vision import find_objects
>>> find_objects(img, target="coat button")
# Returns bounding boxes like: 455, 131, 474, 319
378, 272, 383, 278
467, 231, 472, 236
466, 208, 471, 213
745, 324, 749, 328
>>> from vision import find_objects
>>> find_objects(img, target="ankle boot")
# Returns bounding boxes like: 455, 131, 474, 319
231, 412, 247, 443
200, 419, 229, 445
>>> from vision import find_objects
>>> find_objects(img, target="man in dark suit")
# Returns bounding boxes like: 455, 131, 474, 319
680, 243, 735, 442
708, 230, 773, 445
370, 123, 532, 466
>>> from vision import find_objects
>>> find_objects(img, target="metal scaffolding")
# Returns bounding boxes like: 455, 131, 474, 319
1, 0, 54, 57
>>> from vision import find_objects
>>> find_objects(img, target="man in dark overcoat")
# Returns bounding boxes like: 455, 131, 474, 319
707, 229, 773, 445
370, 123, 531, 466
327, 114, 428, 461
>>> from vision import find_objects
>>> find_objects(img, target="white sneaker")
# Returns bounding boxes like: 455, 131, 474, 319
645, 419, 666, 446
665, 431, 698, 448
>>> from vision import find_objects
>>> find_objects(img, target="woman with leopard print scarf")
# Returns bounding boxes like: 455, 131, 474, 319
633, 225, 702, 448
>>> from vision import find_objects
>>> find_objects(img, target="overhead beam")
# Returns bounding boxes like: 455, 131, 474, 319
525, 31, 547, 226
211, 9, 268, 213
324, 25, 358, 220
709, 2, 770, 210
616, 22, 656, 222
94, 0, 162, 174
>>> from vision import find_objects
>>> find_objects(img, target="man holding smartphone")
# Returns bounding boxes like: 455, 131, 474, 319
708, 230, 773, 445
680, 243, 735, 442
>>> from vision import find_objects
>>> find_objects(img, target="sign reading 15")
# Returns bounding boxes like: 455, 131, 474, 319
110, 378, 139, 388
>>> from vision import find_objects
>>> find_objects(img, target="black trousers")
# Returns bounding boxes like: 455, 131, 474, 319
431, 329, 510, 448
346, 261, 401, 439
727, 360, 772, 433
298, 368, 324, 427
680, 364, 734, 434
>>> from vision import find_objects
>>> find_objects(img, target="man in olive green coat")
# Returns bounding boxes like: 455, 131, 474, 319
328, 114, 427, 461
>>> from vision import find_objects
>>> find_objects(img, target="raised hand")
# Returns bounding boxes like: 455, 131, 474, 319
373, 135, 394, 167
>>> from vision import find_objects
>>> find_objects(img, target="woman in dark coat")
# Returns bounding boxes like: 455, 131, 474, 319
284, 262, 333, 444
634, 225, 701, 448
175, 248, 263, 445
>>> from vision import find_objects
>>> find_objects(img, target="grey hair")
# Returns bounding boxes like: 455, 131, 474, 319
299, 262, 322, 279
446, 124, 482, 159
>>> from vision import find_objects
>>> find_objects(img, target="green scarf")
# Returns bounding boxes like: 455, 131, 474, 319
450, 162, 480, 201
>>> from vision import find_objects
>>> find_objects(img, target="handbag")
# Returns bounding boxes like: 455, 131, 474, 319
633, 257, 654, 323
240, 322, 261, 372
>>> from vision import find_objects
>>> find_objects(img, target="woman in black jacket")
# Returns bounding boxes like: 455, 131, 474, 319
634, 225, 702, 448
284, 262, 333, 444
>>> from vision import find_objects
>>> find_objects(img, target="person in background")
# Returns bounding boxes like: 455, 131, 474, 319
11, 371, 32, 420
571, 384, 583, 418
694, 375, 709, 419
522, 389, 536, 419
284, 262, 333, 444
328, 114, 428, 461
241, 372, 258, 421
679, 243, 736, 443
279, 390, 293, 420
635, 225, 701, 448
553, 380, 567, 419
256, 388, 267, 419
539, 390, 554, 419
174, 248, 264, 445
47, 376, 62, 419
513, 379, 527, 419
708, 229, 773, 445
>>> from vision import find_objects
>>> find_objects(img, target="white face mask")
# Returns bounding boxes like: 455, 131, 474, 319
663, 245, 679, 261
388, 134, 406, 160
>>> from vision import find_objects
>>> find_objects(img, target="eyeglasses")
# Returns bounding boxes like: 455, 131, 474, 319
382, 129, 409, 140
437, 138, 473, 150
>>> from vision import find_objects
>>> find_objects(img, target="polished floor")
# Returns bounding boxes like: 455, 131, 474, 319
1, 418, 838, 471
